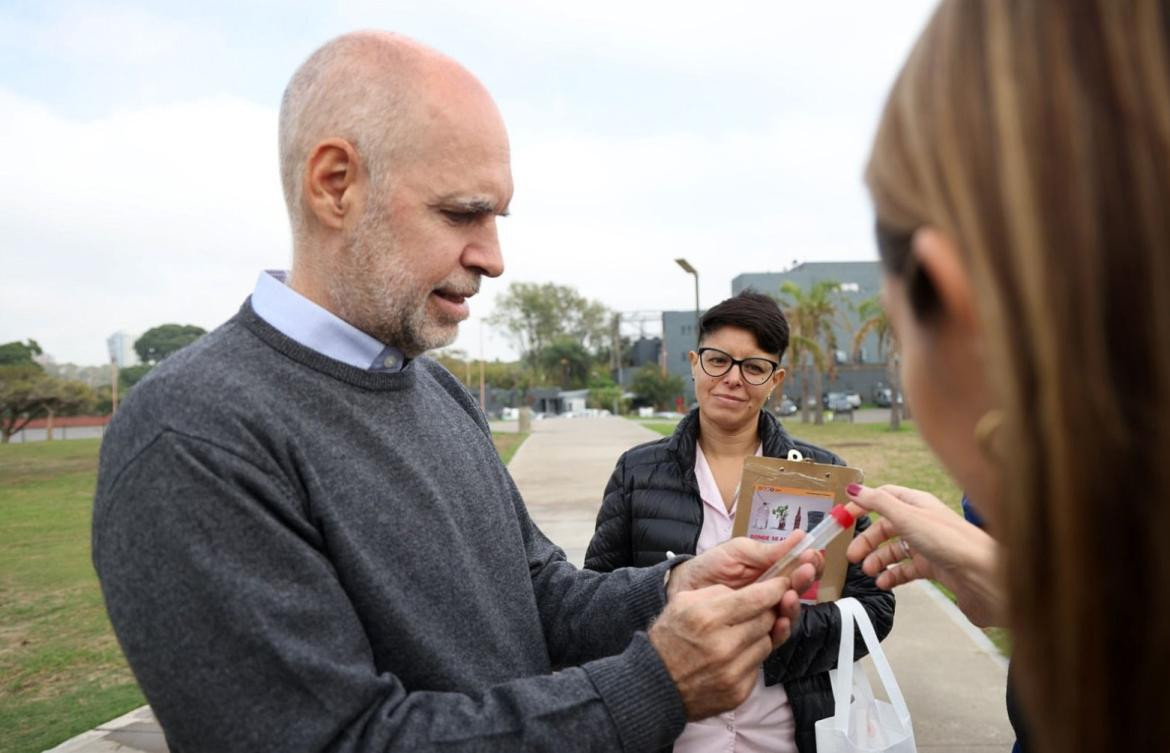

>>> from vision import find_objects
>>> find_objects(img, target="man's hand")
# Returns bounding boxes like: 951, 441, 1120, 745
666, 532, 824, 601
649, 564, 817, 720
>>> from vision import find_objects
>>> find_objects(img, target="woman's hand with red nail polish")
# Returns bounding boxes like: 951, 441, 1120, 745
844, 484, 1005, 627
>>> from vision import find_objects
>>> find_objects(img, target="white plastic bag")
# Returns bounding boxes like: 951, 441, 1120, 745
814, 597, 917, 753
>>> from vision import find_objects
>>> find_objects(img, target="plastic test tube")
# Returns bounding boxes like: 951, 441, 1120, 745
754, 504, 856, 584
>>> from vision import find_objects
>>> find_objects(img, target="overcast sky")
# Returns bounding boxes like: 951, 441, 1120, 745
1, 1, 937, 365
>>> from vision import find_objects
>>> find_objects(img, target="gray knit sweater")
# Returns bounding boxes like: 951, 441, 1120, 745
93, 301, 687, 753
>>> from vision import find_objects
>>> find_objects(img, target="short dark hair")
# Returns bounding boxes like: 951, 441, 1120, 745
698, 290, 790, 359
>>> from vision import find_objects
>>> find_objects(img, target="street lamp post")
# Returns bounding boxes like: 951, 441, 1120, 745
478, 321, 486, 411
675, 258, 700, 410
106, 339, 120, 415
675, 258, 700, 334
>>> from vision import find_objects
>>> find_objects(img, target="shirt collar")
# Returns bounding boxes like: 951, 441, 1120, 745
693, 442, 764, 518
250, 270, 406, 372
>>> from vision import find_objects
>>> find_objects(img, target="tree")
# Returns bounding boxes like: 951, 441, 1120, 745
853, 296, 903, 430
432, 349, 532, 393
786, 330, 828, 425
0, 365, 93, 442
0, 364, 45, 442
43, 361, 113, 388
0, 339, 43, 366
630, 363, 683, 411
487, 283, 611, 381
539, 338, 592, 389
780, 280, 844, 426
120, 364, 154, 391
587, 372, 626, 414
134, 324, 207, 365
479, 361, 533, 391
40, 378, 96, 440
94, 384, 115, 416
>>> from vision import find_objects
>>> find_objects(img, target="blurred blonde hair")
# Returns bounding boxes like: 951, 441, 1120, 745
867, 1, 1170, 750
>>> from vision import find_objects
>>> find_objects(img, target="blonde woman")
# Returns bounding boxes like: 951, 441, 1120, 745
844, 1, 1170, 751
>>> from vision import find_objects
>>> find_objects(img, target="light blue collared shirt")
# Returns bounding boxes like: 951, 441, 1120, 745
250, 270, 406, 372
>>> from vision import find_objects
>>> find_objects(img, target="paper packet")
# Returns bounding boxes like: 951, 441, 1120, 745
731, 453, 863, 602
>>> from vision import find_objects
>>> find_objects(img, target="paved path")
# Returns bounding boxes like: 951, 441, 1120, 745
51, 416, 1013, 752
506, 415, 656, 567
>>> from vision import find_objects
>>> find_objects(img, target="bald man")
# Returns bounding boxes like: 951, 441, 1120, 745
92, 32, 817, 753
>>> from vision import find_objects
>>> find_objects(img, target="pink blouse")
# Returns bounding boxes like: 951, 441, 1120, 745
672, 445, 797, 753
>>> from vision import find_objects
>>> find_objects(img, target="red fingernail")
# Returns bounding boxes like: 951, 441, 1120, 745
846, 483, 862, 496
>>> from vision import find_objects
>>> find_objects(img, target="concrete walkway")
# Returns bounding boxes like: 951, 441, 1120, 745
51, 416, 1013, 752
506, 415, 658, 567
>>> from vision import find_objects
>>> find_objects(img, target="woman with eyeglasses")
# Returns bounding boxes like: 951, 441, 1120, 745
585, 290, 895, 753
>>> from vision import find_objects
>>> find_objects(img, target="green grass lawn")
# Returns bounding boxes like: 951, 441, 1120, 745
492, 432, 529, 465
0, 439, 144, 753
639, 421, 680, 437
638, 416, 1010, 654
0, 430, 529, 753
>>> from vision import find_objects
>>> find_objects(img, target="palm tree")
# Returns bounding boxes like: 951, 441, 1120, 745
787, 329, 827, 424
780, 280, 842, 426
853, 295, 902, 430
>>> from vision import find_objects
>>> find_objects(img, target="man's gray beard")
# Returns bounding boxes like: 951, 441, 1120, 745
328, 210, 449, 358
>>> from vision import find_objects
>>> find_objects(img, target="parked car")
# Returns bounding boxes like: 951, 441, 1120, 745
873, 388, 904, 408
775, 396, 798, 417
825, 394, 854, 412
822, 391, 862, 409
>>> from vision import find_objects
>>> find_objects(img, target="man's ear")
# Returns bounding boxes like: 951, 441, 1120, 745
303, 138, 364, 230
910, 227, 978, 335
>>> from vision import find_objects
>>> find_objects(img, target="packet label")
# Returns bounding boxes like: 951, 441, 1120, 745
732, 456, 863, 603
745, 484, 836, 543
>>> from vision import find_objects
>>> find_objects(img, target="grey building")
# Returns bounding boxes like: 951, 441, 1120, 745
613, 335, 662, 390
732, 261, 892, 402
662, 309, 702, 405
628, 336, 661, 370
106, 330, 140, 368
652, 261, 893, 410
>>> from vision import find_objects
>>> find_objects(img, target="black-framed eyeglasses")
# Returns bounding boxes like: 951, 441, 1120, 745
696, 347, 780, 386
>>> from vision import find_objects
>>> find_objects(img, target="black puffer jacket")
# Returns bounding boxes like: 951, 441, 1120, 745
585, 409, 896, 753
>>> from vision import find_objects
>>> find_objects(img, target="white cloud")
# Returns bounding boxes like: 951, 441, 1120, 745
0, 1, 938, 365
341, 0, 932, 81
0, 89, 288, 364
11, 5, 216, 64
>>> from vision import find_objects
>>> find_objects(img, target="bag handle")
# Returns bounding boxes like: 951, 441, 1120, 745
832, 597, 913, 733
831, 598, 855, 731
